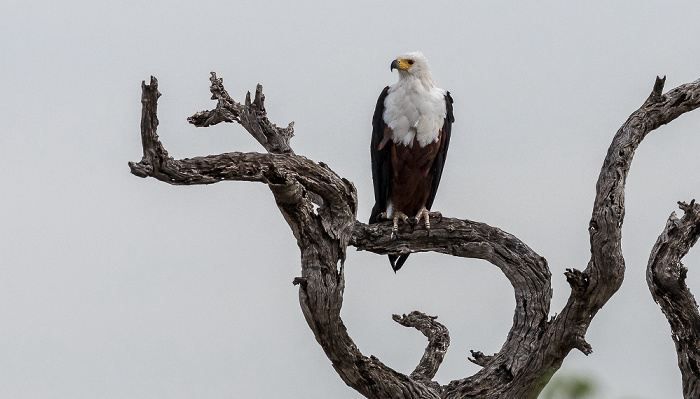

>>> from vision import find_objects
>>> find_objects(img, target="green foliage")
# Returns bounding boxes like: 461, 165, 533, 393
541, 374, 598, 399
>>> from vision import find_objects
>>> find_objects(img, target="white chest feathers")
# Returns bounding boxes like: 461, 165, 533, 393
383, 78, 447, 147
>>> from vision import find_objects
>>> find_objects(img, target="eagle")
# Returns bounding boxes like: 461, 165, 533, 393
369, 51, 454, 272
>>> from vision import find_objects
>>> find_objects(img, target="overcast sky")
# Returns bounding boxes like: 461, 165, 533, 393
3, 1, 700, 398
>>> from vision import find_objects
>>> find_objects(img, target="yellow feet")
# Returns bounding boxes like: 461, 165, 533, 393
391, 212, 409, 233
415, 207, 441, 230
378, 211, 409, 237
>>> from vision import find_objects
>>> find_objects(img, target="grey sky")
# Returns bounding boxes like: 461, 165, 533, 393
2, 1, 700, 398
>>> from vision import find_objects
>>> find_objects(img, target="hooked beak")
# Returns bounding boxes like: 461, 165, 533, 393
390, 59, 399, 71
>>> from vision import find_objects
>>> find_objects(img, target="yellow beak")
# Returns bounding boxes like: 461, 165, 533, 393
390, 59, 411, 71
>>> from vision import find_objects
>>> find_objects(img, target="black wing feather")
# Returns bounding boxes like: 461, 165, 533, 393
426, 91, 454, 210
369, 87, 408, 272
369, 86, 392, 224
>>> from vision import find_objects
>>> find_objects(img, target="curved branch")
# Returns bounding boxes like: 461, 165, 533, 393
537, 75, 700, 359
647, 200, 700, 398
392, 311, 450, 383
353, 217, 553, 398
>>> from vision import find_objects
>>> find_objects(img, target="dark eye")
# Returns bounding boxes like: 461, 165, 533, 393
408, 60, 414, 65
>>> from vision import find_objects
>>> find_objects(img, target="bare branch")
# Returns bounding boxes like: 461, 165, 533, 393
352, 217, 553, 398
187, 72, 294, 154
648, 200, 700, 398
548, 76, 700, 361
392, 311, 450, 382
129, 76, 166, 179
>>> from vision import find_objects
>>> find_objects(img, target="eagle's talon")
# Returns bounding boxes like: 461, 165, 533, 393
391, 211, 409, 233
415, 207, 441, 230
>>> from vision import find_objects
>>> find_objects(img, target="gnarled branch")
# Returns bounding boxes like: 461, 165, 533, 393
129, 76, 440, 399
353, 217, 552, 397
392, 311, 450, 383
188, 72, 294, 154
648, 200, 700, 398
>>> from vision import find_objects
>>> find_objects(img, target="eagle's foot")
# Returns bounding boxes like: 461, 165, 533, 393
415, 207, 441, 230
390, 211, 409, 238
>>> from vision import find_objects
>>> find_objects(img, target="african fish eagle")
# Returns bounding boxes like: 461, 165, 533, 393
369, 51, 454, 272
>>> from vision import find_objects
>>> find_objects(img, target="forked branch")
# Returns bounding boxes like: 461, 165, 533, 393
188, 72, 294, 154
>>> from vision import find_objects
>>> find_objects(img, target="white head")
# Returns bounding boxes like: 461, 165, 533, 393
390, 51, 435, 86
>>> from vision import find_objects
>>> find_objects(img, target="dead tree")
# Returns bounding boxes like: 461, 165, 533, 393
129, 73, 700, 398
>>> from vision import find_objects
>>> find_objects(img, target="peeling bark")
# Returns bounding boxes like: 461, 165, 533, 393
129, 73, 700, 398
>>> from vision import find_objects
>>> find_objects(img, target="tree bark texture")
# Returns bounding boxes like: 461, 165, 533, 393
129, 74, 700, 398
647, 200, 700, 399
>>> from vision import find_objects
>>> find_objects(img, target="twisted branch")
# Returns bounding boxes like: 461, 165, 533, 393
392, 311, 450, 383
353, 217, 552, 396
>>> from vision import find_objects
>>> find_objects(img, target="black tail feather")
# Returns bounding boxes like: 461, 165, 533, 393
389, 254, 409, 272
371, 209, 409, 272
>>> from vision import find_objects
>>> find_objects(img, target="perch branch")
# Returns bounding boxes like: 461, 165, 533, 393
352, 217, 553, 398
647, 200, 700, 398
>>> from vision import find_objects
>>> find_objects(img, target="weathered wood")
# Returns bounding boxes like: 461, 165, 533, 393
188, 72, 294, 154
353, 217, 552, 398
130, 77, 440, 399
392, 311, 450, 384
129, 73, 700, 398
648, 200, 700, 399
